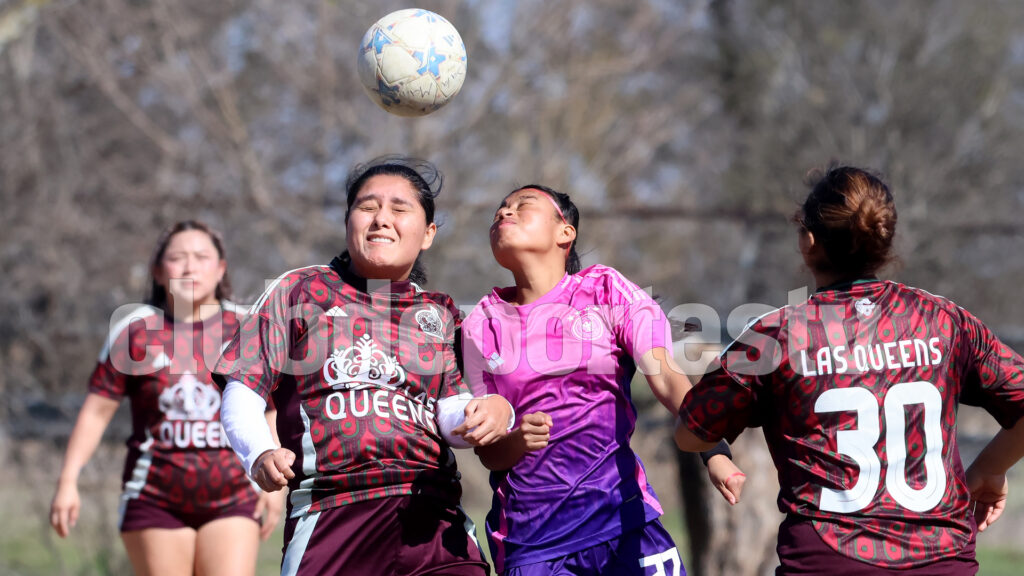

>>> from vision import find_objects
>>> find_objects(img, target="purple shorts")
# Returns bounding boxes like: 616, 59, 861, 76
776, 515, 978, 576
119, 497, 258, 532
504, 519, 684, 576
281, 495, 489, 576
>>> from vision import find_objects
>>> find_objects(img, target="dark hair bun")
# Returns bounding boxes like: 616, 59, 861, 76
796, 166, 897, 276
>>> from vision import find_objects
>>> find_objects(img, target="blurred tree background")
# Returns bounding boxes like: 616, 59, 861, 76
2, 0, 1023, 574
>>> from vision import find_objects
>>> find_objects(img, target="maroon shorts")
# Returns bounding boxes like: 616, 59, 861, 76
776, 515, 978, 576
281, 495, 489, 576
119, 497, 258, 532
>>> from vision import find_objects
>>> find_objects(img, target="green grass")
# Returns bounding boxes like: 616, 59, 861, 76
3, 493, 1021, 575
976, 547, 1024, 575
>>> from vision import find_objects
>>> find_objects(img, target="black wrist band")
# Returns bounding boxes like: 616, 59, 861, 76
699, 439, 732, 466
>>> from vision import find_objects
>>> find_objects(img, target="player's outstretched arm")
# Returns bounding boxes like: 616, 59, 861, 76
475, 412, 551, 471
50, 393, 121, 538
966, 418, 1024, 531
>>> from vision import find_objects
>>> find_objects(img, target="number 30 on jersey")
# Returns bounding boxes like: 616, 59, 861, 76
814, 381, 945, 513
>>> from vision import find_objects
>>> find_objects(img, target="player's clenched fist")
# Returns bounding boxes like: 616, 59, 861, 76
520, 411, 552, 452
252, 447, 296, 492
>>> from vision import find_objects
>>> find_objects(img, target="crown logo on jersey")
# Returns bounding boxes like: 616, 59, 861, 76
855, 298, 877, 318
323, 334, 407, 391
158, 372, 221, 421
415, 306, 444, 339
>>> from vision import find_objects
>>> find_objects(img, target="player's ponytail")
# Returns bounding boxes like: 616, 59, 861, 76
148, 220, 233, 311
340, 155, 441, 286
795, 165, 897, 277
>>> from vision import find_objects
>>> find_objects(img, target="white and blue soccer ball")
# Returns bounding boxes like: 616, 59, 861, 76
357, 9, 468, 117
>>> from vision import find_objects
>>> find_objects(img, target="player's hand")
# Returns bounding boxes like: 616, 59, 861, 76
519, 412, 552, 452
254, 486, 287, 541
453, 396, 512, 447
252, 448, 295, 493
966, 464, 1008, 532
50, 479, 81, 538
706, 454, 746, 506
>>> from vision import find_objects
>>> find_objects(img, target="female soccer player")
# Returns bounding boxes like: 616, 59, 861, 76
676, 166, 1024, 575
50, 221, 283, 576
461, 185, 746, 576
214, 156, 513, 576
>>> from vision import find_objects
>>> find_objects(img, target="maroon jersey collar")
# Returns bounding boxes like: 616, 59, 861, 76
329, 254, 421, 296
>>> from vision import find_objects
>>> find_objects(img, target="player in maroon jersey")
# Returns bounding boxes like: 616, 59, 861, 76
50, 221, 284, 576
676, 166, 1024, 575
214, 156, 514, 576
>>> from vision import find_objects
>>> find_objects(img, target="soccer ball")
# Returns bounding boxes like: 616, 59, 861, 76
357, 9, 468, 117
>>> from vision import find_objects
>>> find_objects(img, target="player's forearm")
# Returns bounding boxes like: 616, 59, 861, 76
222, 381, 278, 478
475, 429, 527, 470
59, 393, 120, 483
972, 417, 1024, 475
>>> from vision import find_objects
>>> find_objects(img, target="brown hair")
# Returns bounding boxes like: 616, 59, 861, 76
794, 165, 897, 277
147, 220, 233, 310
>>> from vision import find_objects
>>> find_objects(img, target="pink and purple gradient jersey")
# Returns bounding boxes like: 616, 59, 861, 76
462, 265, 673, 571
89, 305, 257, 515
681, 280, 1024, 570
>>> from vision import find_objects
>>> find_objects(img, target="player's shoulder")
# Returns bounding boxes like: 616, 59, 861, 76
575, 264, 647, 301
251, 265, 336, 309
726, 306, 787, 348
99, 303, 162, 361
412, 284, 459, 315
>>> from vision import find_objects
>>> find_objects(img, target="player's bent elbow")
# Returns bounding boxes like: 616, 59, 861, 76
674, 421, 717, 452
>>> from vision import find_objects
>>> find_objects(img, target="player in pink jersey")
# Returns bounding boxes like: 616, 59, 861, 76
462, 185, 746, 576
214, 157, 514, 576
50, 221, 284, 576
676, 166, 1024, 575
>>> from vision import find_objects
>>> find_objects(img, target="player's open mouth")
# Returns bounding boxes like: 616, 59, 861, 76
368, 237, 395, 244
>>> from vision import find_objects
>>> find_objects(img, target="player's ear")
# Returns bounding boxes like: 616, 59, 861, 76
559, 224, 576, 246
798, 227, 816, 255
420, 222, 438, 251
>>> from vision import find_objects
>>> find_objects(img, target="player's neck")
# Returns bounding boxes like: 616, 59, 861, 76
813, 270, 858, 291
509, 260, 566, 306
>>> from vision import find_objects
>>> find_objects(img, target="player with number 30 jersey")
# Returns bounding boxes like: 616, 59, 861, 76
677, 166, 1024, 575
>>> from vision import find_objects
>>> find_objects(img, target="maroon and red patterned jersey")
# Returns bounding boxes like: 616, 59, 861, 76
89, 303, 257, 514
680, 279, 1024, 569
213, 259, 469, 518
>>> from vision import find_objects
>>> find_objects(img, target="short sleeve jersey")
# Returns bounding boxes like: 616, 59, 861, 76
461, 265, 672, 571
214, 260, 469, 517
88, 303, 256, 513
680, 280, 1024, 569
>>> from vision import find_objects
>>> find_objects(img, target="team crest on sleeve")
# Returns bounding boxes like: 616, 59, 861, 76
568, 306, 606, 341
415, 306, 444, 339
323, 334, 407, 391
855, 298, 877, 318
158, 372, 221, 421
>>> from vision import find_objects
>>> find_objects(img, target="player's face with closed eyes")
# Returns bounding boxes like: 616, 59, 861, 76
490, 189, 572, 263
347, 174, 436, 281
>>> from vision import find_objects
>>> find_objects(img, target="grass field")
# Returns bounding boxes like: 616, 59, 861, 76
3, 485, 1023, 576
5, 428, 1021, 576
